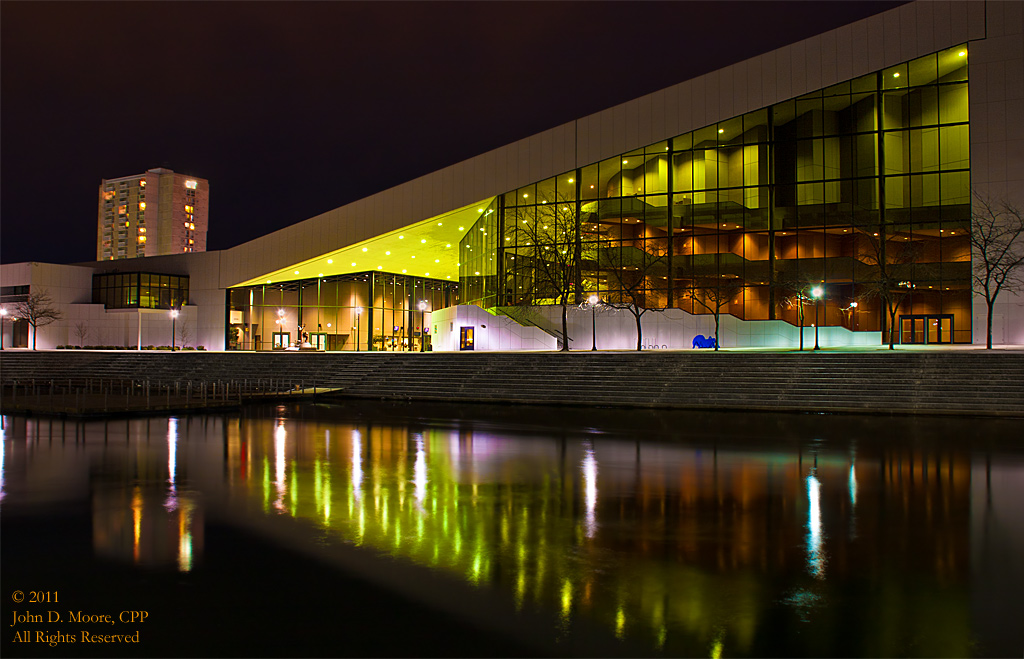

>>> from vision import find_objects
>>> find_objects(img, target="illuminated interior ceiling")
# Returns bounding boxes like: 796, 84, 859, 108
238, 199, 493, 287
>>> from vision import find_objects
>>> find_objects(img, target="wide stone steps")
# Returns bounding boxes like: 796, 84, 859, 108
2, 350, 1022, 416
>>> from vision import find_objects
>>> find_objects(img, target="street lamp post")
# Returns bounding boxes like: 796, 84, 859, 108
588, 294, 600, 351
417, 300, 427, 352
354, 307, 361, 352
811, 286, 824, 351
170, 308, 179, 351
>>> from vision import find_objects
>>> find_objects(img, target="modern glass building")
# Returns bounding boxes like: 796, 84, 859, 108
3, 1, 1021, 351
463, 44, 973, 343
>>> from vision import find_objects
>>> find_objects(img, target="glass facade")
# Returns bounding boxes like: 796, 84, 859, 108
463, 45, 972, 342
92, 272, 189, 310
227, 272, 459, 351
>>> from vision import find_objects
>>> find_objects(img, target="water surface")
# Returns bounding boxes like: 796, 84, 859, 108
2, 403, 1022, 657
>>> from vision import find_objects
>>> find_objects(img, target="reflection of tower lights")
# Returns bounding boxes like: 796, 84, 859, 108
132, 486, 143, 563
582, 444, 598, 538
178, 499, 194, 572
165, 418, 178, 510
806, 470, 825, 579
274, 421, 286, 511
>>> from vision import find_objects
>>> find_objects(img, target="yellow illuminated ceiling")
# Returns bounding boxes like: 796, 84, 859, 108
238, 199, 493, 287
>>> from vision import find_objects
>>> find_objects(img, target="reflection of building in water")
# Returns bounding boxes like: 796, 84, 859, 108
225, 417, 975, 656
92, 483, 203, 571
92, 419, 203, 571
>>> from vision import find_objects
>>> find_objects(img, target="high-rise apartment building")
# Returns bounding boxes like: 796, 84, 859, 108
96, 168, 209, 261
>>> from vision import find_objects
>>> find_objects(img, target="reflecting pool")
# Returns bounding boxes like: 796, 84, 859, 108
2, 403, 1022, 657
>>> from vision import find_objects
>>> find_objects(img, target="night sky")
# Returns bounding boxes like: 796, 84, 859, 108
1, 1, 905, 266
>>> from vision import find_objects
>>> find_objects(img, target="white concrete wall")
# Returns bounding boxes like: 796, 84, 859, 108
971, 1, 1024, 345
1, 261, 205, 350
431, 303, 880, 352
529, 305, 881, 351
432, 305, 557, 352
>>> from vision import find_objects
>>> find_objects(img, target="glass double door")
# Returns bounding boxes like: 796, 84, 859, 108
900, 314, 953, 344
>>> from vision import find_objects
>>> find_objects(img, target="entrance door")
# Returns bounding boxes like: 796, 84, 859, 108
272, 332, 290, 349
899, 315, 954, 344
901, 317, 925, 344
459, 327, 474, 350
309, 333, 326, 350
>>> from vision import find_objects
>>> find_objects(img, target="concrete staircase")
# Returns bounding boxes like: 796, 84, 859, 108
2, 349, 1022, 416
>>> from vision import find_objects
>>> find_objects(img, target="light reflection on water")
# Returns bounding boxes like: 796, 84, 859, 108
2, 405, 1023, 657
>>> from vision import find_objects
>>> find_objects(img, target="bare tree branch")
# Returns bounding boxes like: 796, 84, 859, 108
971, 190, 1024, 348
686, 276, 744, 351
505, 196, 581, 350
11, 290, 63, 350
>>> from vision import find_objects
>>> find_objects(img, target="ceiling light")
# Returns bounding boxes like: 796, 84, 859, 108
351, 262, 356, 266
421, 239, 426, 243
294, 270, 299, 275
718, 129, 724, 134
318, 273, 323, 277
402, 269, 407, 273
377, 266, 383, 270
477, 209, 483, 213
446, 243, 451, 248
362, 247, 368, 252
459, 226, 464, 231
622, 160, 628, 164
386, 251, 391, 255
399, 235, 404, 239
568, 178, 574, 183
958, 51, 966, 57
893, 72, 900, 78
327, 259, 333, 264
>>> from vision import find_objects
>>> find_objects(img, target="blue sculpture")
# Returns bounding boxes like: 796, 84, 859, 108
692, 334, 717, 349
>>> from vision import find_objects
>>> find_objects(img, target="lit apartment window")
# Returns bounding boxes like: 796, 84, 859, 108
118, 205, 127, 214
139, 202, 146, 211
139, 179, 146, 188
185, 180, 197, 190
104, 191, 115, 201
184, 204, 194, 213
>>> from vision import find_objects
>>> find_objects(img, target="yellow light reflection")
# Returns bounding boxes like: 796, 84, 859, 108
131, 486, 143, 563
177, 499, 194, 572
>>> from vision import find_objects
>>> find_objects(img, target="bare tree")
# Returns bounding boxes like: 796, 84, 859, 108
687, 276, 745, 351
599, 249, 667, 351
590, 203, 670, 351
73, 321, 89, 347
971, 192, 1024, 349
505, 197, 581, 350
11, 290, 63, 350
857, 229, 927, 350
177, 319, 193, 349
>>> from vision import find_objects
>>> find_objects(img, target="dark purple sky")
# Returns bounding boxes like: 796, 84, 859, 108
1, 1, 904, 265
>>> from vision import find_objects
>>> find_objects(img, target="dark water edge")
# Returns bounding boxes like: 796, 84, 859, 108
2, 400, 1023, 658
1, 508, 540, 658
